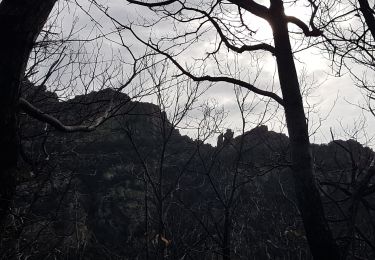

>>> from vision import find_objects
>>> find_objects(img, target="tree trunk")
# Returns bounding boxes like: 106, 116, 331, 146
0, 0, 56, 231
269, 1, 340, 259
222, 209, 231, 260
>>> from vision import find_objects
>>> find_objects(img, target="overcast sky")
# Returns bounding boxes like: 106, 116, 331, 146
29, 0, 375, 147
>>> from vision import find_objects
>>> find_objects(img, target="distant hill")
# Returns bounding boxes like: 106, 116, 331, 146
4, 84, 373, 259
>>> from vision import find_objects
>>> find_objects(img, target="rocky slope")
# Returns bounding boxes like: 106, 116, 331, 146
1, 85, 373, 259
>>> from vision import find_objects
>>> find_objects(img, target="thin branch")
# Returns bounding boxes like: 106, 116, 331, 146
121, 25, 284, 106
184, 6, 275, 54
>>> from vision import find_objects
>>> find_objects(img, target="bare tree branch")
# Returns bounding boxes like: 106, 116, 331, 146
127, 0, 178, 7
227, 0, 270, 20
19, 97, 113, 132
286, 15, 322, 36
117, 24, 285, 106
184, 5, 275, 54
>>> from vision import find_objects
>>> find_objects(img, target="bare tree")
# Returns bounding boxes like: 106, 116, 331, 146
93, 0, 340, 258
314, 127, 375, 259
315, 0, 375, 115
0, 0, 154, 241
117, 61, 207, 259
0, 0, 58, 231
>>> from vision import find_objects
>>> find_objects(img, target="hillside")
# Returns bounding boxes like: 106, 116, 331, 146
1, 86, 374, 259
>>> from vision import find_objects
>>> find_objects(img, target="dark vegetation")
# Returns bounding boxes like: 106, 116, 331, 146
0, 85, 373, 259
1, 0, 375, 259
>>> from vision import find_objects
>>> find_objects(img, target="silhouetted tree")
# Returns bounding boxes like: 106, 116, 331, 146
316, 0, 375, 115
0, 0, 151, 239
97, 0, 340, 258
